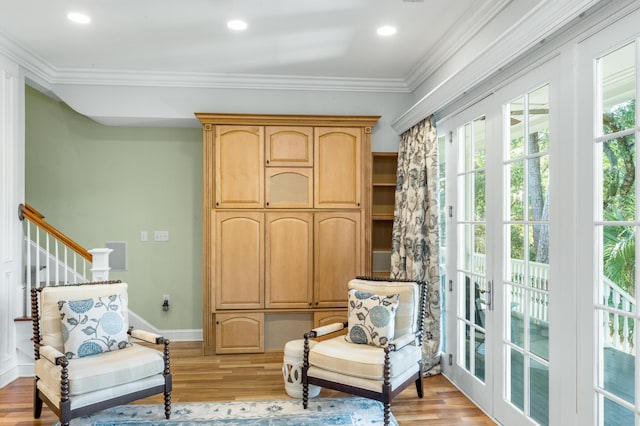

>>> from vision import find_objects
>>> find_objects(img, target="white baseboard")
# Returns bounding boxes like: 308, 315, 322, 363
18, 363, 34, 378
128, 310, 203, 342
0, 365, 19, 388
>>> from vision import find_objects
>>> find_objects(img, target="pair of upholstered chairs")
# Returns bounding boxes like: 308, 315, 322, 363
302, 276, 428, 425
31, 280, 172, 426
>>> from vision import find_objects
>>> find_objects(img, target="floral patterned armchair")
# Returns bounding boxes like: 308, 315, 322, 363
31, 281, 171, 426
302, 276, 427, 425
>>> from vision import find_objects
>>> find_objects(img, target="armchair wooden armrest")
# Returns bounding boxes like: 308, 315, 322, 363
38, 345, 67, 365
387, 333, 417, 351
128, 327, 166, 344
306, 321, 348, 339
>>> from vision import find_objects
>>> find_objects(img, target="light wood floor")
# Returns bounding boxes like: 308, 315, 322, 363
0, 342, 494, 425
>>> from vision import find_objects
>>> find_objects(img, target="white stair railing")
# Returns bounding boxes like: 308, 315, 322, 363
18, 204, 112, 317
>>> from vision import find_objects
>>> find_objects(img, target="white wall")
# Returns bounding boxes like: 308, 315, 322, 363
47, 84, 410, 152
0, 51, 25, 387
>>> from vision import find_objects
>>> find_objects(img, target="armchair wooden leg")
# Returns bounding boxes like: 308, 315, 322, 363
33, 384, 42, 419
302, 382, 309, 409
415, 361, 424, 398
164, 391, 171, 419
415, 374, 424, 398
384, 402, 391, 426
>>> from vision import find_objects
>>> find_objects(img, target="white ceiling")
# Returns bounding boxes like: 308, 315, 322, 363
0, 0, 495, 87
0, 0, 611, 131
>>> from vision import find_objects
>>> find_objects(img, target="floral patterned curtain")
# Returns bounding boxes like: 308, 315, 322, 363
390, 115, 441, 375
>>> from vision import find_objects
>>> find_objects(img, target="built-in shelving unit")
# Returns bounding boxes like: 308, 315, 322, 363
371, 152, 398, 278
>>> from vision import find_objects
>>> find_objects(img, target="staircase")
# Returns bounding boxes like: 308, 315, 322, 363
15, 203, 113, 375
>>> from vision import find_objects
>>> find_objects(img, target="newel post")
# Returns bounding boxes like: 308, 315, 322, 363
88, 248, 113, 281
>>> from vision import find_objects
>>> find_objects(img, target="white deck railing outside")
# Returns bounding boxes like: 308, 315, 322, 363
472, 253, 635, 351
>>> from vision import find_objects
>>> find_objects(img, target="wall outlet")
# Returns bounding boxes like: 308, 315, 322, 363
154, 231, 169, 241
163, 294, 170, 302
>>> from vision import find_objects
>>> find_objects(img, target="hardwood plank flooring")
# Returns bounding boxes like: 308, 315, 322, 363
0, 342, 494, 425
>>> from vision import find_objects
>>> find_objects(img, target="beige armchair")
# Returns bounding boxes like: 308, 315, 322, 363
31, 280, 172, 426
302, 276, 427, 425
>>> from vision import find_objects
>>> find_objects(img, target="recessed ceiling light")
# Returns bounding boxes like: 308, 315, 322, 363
227, 19, 248, 31
67, 12, 91, 24
377, 26, 396, 36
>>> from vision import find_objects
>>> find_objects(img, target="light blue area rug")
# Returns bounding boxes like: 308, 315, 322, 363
58, 397, 397, 425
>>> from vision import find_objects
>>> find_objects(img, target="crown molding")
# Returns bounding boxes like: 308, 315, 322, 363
392, 0, 606, 133
0, 29, 410, 94
404, 0, 512, 92
49, 68, 411, 93
0, 30, 55, 91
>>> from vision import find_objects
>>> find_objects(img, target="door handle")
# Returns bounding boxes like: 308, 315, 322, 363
479, 280, 494, 311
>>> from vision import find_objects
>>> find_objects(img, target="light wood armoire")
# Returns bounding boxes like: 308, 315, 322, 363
196, 113, 380, 355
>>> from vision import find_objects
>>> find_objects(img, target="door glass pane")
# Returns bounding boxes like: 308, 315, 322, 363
601, 226, 636, 307
506, 284, 525, 346
528, 155, 549, 222
504, 85, 550, 424
475, 329, 486, 380
530, 359, 549, 426
510, 347, 525, 410
599, 309, 635, 404
510, 97, 525, 159
459, 123, 472, 172
457, 117, 487, 384
461, 272, 472, 322
475, 276, 487, 327
602, 394, 634, 426
529, 224, 549, 286
601, 136, 636, 222
595, 40, 638, 426
601, 43, 636, 136
474, 117, 486, 168
459, 224, 473, 271
458, 174, 473, 221
529, 290, 549, 361
529, 86, 550, 153
510, 161, 524, 221
508, 224, 525, 285
475, 170, 486, 220
474, 224, 486, 272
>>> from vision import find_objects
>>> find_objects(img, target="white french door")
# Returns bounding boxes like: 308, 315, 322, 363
577, 9, 640, 425
442, 58, 558, 426
444, 100, 495, 413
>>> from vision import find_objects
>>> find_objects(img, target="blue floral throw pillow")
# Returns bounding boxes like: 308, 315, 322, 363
345, 289, 400, 347
58, 294, 131, 358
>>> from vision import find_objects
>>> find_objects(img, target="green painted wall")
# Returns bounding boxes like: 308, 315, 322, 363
25, 86, 203, 330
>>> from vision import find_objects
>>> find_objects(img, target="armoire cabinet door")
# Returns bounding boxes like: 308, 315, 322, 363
265, 126, 313, 166
265, 168, 313, 208
215, 125, 264, 208
265, 212, 313, 308
314, 127, 361, 208
215, 212, 264, 309
215, 313, 264, 354
314, 211, 361, 307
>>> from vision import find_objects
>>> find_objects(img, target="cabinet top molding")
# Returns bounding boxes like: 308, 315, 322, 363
195, 113, 381, 127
